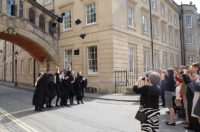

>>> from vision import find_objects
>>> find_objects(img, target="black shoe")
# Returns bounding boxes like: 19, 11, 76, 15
55, 104, 59, 107
81, 101, 84, 104
166, 122, 176, 126
184, 126, 193, 130
77, 101, 80, 104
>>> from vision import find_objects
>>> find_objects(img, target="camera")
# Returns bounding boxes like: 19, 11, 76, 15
142, 77, 145, 81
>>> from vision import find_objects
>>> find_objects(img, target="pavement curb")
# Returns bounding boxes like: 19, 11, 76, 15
85, 96, 140, 102
0, 81, 140, 102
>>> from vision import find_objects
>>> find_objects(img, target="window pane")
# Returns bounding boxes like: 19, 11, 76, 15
88, 46, 97, 73
86, 3, 96, 24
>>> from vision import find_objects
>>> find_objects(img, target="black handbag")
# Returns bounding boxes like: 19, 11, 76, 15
135, 88, 151, 123
135, 109, 147, 123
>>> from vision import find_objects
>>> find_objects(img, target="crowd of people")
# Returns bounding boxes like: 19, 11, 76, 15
32, 67, 87, 112
133, 62, 200, 132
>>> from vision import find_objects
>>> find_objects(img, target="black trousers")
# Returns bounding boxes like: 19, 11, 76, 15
186, 88, 200, 132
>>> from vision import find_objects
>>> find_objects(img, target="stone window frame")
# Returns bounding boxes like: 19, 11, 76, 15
151, 0, 157, 11
143, 48, 150, 73
188, 56, 194, 65
152, 16, 158, 38
64, 49, 72, 71
170, 53, 174, 68
141, 9, 149, 34
163, 52, 168, 69
128, 45, 137, 74
168, 26, 173, 45
153, 50, 160, 70
161, 22, 167, 42
160, 3, 165, 17
39, 14, 46, 31
85, 2, 97, 26
127, 0, 136, 29
29, 7, 36, 25
19, 0, 24, 17
186, 34, 193, 44
62, 10, 72, 31
87, 45, 98, 74
186, 15, 193, 28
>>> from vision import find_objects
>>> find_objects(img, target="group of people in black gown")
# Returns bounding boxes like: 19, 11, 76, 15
32, 67, 87, 111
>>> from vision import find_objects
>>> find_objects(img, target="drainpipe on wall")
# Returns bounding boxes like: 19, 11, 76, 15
179, 3, 186, 65
149, 0, 154, 70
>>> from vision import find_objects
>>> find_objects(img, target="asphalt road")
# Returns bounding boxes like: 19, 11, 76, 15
0, 84, 192, 132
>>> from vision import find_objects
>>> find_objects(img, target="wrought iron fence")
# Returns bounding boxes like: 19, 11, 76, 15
114, 70, 139, 93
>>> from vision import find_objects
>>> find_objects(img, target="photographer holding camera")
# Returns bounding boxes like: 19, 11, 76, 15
133, 72, 161, 132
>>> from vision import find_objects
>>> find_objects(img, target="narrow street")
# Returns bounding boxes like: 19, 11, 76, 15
0, 85, 191, 132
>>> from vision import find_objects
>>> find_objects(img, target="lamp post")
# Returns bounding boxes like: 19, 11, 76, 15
14, 51, 19, 87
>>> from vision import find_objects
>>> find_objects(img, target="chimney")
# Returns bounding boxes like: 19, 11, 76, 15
190, 1, 193, 5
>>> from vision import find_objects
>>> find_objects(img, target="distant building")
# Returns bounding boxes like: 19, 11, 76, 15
179, 2, 200, 65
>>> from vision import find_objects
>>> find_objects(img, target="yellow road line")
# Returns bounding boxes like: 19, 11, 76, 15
0, 108, 38, 132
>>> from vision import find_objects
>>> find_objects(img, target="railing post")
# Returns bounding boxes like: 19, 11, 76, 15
115, 71, 116, 93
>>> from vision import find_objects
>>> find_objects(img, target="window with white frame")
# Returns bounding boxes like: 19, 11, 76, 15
128, 7, 135, 28
86, 3, 96, 25
188, 56, 194, 65
151, 0, 156, 10
168, 28, 173, 44
152, 20, 158, 37
186, 16, 192, 28
174, 15, 177, 25
44, 0, 52, 4
160, 3, 165, 17
128, 47, 135, 73
142, 15, 147, 32
88, 46, 98, 73
64, 50, 72, 71
63, 11, 72, 30
170, 53, 174, 68
143, 49, 150, 72
163, 52, 167, 69
175, 31, 178, 47
162, 25, 166, 42
168, 10, 172, 22
153, 51, 159, 70
186, 34, 193, 44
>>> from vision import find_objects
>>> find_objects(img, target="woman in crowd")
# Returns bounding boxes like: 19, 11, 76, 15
164, 69, 176, 126
133, 72, 161, 132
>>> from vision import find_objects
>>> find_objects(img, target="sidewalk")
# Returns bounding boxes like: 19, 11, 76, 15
0, 81, 140, 102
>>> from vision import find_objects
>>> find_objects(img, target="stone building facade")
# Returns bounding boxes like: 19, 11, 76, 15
180, 3, 200, 65
0, 0, 181, 93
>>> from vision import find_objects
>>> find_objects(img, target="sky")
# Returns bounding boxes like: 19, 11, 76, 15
174, 0, 200, 12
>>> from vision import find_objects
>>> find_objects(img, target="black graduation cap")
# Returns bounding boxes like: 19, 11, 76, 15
52, 22, 57, 27
61, 13, 66, 17
75, 19, 82, 25
57, 17, 63, 23
80, 33, 86, 39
